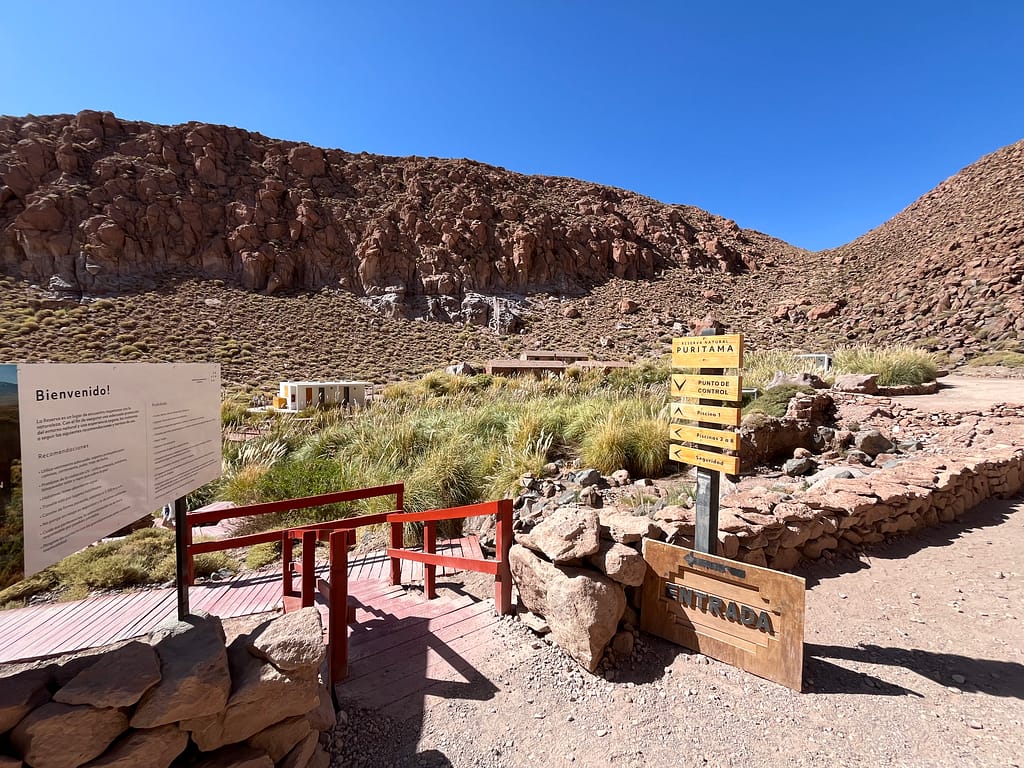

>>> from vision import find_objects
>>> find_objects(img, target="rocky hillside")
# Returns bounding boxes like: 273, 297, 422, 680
0, 111, 792, 329
0, 111, 1020, 386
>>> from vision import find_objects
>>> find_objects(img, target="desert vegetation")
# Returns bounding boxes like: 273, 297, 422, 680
0, 344, 944, 606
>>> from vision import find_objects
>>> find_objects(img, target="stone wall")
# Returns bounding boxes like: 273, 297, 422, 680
509, 448, 1024, 673
0, 608, 334, 768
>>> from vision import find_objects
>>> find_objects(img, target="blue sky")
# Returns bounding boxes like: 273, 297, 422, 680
2, 1, 1022, 251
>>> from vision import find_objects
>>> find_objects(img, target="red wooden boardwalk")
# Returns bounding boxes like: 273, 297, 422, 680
336, 577, 501, 719
0, 537, 487, 665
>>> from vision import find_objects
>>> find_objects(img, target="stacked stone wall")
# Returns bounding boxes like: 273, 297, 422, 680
0, 608, 334, 768
509, 448, 1024, 674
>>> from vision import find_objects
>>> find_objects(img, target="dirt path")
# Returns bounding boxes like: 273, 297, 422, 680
332, 497, 1024, 767
890, 375, 1023, 413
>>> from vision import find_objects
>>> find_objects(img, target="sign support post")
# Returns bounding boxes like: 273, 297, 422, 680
694, 328, 722, 555
174, 496, 190, 620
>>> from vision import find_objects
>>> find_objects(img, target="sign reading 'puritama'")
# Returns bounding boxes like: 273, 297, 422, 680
668, 333, 743, 475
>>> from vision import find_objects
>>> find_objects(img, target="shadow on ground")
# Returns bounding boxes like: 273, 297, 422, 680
797, 496, 1019, 589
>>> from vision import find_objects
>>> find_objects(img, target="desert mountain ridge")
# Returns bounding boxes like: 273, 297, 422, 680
0, 111, 1020, 388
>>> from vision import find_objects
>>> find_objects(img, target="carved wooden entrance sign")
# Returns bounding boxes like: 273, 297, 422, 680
641, 539, 805, 691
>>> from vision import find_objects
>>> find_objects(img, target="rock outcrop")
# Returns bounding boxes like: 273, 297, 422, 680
0, 111, 770, 323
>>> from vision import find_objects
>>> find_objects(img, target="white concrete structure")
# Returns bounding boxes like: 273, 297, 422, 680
276, 380, 370, 411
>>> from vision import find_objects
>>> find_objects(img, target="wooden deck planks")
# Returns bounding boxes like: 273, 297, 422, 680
0, 536, 493, 665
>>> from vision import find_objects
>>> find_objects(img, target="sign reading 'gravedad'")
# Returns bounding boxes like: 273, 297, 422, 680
640, 538, 805, 690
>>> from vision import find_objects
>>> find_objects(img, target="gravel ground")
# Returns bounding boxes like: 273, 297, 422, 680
330, 497, 1023, 768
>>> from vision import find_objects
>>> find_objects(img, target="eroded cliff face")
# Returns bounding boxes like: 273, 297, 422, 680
0, 111, 775, 321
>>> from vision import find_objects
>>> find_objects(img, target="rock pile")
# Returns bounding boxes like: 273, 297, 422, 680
504, 448, 1024, 673
0, 609, 334, 768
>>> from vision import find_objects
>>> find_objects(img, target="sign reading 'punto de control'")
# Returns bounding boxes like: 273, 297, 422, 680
640, 539, 805, 690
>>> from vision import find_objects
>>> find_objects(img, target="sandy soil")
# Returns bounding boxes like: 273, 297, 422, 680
331, 497, 1023, 768
890, 375, 1024, 413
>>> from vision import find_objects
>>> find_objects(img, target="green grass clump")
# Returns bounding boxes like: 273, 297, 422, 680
245, 542, 280, 570
832, 345, 938, 386
966, 351, 1024, 368
743, 385, 815, 418
0, 528, 238, 607
743, 349, 831, 391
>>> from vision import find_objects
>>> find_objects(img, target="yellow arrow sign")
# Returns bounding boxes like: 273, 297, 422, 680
670, 401, 742, 427
670, 373, 742, 401
670, 443, 741, 474
672, 334, 743, 369
670, 423, 742, 451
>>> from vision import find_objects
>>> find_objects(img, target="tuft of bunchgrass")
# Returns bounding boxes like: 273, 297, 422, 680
832, 345, 939, 386
967, 351, 1024, 368
743, 385, 815, 418
743, 349, 832, 392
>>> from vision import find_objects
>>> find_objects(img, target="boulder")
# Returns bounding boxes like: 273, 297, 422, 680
245, 608, 325, 676
597, 511, 659, 543
55, 642, 160, 708
279, 731, 318, 768
807, 300, 844, 320
509, 545, 626, 672
0, 669, 51, 734
10, 703, 129, 768
192, 746, 273, 768
305, 686, 337, 732
832, 374, 879, 394
80, 724, 187, 768
519, 507, 600, 563
854, 429, 895, 458
782, 457, 814, 477
182, 638, 319, 751
131, 613, 231, 728
766, 372, 829, 390
587, 540, 647, 586
246, 717, 310, 763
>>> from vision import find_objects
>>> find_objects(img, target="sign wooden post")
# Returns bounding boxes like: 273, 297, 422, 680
669, 330, 743, 555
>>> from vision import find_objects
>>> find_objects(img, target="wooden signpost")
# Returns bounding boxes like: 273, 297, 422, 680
656, 329, 806, 690
640, 539, 805, 691
668, 330, 743, 554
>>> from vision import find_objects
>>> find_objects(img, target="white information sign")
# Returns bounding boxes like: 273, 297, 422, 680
12, 363, 221, 578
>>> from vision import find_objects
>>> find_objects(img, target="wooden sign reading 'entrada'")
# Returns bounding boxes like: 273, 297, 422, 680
640, 539, 805, 691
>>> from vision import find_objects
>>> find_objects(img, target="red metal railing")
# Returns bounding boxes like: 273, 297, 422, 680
283, 498, 514, 683
184, 484, 404, 584
385, 499, 514, 613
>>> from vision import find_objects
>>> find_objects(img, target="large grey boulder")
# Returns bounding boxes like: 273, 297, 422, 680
10, 702, 129, 768
0, 669, 50, 734
131, 613, 231, 728
587, 540, 647, 587
519, 507, 600, 563
245, 608, 325, 677
509, 545, 625, 672
81, 724, 187, 768
55, 642, 160, 708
